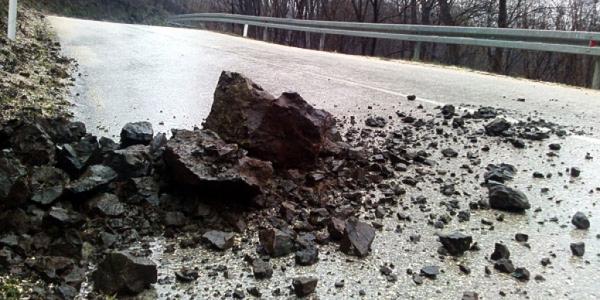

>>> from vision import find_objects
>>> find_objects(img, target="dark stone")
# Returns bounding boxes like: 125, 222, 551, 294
473, 107, 498, 119
494, 258, 515, 273
295, 246, 319, 266
441, 148, 458, 158
163, 211, 187, 227
549, 143, 561, 151
259, 228, 294, 257
30, 166, 69, 205
485, 118, 511, 136
85, 193, 125, 217
515, 233, 528, 242
484, 163, 516, 184
45, 207, 84, 227
407, 95, 416, 100
420, 265, 439, 279
292, 276, 318, 297
120, 122, 153, 147
0, 150, 30, 208
462, 291, 479, 300
252, 259, 273, 279
202, 230, 235, 250
340, 218, 376, 257
104, 145, 152, 179
509, 138, 525, 148
92, 251, 157, 295
438, 232, 472, 256
571, 212, 590, 229
327, 217, 346, 241
488, 185, 530, 211
99, 137, 119, 152
25, 256, 74, 282
175, 267, 199, 283
67, 165, 118, 195
10, 123, 55, 166
365, 116, 387, 128
163, 129, 273, 202
56, 135, 101, 176
570, 242, 585, 257
512, 267, 530, 281
490, 243, 510, 260
204, 71, 340, 168
570, 167, 581, 177
441, 104, 455, 118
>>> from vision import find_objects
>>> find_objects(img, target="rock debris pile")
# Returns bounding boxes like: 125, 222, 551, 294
0, 71, 595, 298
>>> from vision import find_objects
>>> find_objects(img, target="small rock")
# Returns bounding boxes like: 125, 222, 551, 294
490, 243, 510, 260
494, 258, 515, 273
485, 118, 511, 136
438, 232, 472, 256
340, 218, 376, 257
252, 259, 273, 279
571, 212, 590, 230
292, 276, 318, 297
365, 116, 387, 128
295, 246, 319, 266
259, 228, 294, 257
420, 266, 439, 279
512, 267, 530, 281
202, 230, 235, 250
570, 242, 585, 257
570, 167, 581, 177
488, 185, 530, 211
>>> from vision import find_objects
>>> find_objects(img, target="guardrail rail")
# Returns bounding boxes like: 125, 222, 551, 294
169, 13, 600, 89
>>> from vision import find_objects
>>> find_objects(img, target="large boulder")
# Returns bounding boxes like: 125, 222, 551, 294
10, 122, 55, 166
0, 150, 30, 208
120, 122, 153, 147
91, 251, 157, 295
204, 71, 340, 168
163, 129, 273, 201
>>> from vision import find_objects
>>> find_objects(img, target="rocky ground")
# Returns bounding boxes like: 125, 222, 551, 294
0, 0, 75, 123
0, 68, 598, 300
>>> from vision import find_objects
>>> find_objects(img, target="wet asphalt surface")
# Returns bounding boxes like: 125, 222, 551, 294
47, 17, 600, 299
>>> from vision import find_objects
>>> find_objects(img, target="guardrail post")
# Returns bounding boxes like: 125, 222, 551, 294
593, 57, 600, 90
7, 0, 17, 40
413, 42, 421, 61
262, 28, 268, 41
319, 34, 326, 51
243, 24, 249, 38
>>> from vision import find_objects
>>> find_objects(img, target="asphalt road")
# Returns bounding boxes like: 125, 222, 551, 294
48, 16, 600, 300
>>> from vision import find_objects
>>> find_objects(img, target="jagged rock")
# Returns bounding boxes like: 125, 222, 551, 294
30, 166, 69, 205
252, 258, 273, 279
92, 251, 157, 295
570, 242, 585, 257
120, 122, 153, 147
202, 230, 235, 250
85, 193, 125, 217
164, 129, 272, 201
485, 118, 511, 136
438, 232, 472, 256
441, 104, 455, 118
25, 256, 74, 282
104, 145, 152, 179
490, 243, 510, 260
570, 167, 581, 177
327, 217, 346, 241
259, 228, 294, 257
99, 137, 119, 153
149, 132, 167, 157
473, 107, 498, 119
571, 212, 590, 229
494, 258, 515, 273
365, 116, 387, 128
67, 165, 118, 195
462, 292, 479, 300
488, 185, 530, 211
295, 246, 319, 266
10, 122, 55, 165
484, 163, 516, 184
204, 71, 340, 168
56, 135, 101, 176
340, 218, 376, 257
292, 276, 318, 297
0, 150, 30, 208
45, 207, 84, 227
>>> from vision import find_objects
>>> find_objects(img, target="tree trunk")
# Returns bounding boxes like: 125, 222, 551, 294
492, 0, 508, 73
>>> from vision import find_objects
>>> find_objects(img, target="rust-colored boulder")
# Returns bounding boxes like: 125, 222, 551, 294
163, 129, 273, 201
204, 71, 340, 168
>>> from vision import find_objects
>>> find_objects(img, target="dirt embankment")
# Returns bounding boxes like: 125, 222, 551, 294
0, 0, 75, 123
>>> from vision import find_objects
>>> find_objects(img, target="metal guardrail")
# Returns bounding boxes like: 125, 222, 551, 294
6, 0, 18, 40
170, 13, 600, 89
